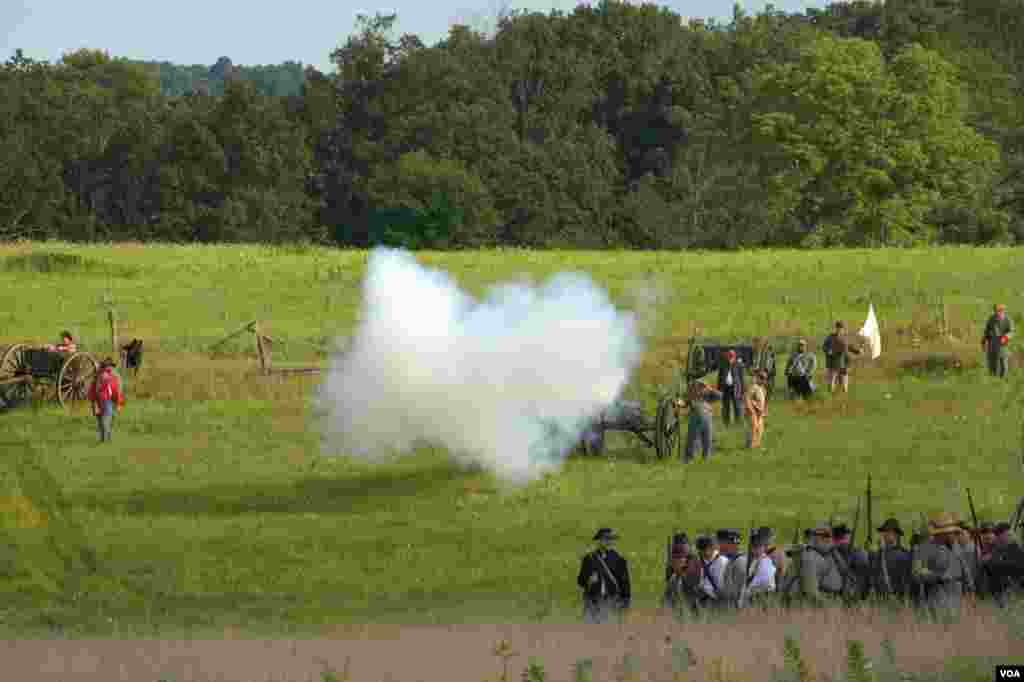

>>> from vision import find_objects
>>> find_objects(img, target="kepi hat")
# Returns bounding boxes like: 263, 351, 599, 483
877, 518, 904, 536
716, 529, 741, 544
593, 527, 619, 542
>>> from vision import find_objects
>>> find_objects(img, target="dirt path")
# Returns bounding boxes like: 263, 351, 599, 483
5, 611, 1019, 682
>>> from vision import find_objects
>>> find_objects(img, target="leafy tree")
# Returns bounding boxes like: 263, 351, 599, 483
750, 34, 1003, 246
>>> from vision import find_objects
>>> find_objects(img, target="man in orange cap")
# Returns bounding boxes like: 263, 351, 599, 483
981, 304, 1013, 378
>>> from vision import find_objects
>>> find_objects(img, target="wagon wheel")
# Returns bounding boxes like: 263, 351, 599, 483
57, 352, 98, 406
1, 376, 33, 406
654, 396, 682, 460
1, 343, 27, 377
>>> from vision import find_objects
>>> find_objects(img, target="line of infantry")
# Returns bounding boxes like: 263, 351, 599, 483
671, 305, 1014, 461
577, 513, 1024, 624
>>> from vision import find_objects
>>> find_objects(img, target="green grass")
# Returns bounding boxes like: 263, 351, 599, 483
2, 242, 1024, 636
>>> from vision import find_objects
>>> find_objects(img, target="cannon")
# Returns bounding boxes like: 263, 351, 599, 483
577, 394, 686, 460
0, 344, 99, 407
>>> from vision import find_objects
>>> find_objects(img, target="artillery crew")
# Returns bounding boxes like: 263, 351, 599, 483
679, 381, 722, 462
745, 370, 768, 449
784, 339, 817, 399
982, 303, 1013, 378
823, 321, 862, 393
717, 350, 746, 426
577, 528, 631, 623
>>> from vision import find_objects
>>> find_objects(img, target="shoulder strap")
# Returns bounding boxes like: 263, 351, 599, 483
593, 552, 621, 593
702, 558, 721, 595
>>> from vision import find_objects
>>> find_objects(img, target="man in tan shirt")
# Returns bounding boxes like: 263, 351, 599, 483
745, 369, 768, 449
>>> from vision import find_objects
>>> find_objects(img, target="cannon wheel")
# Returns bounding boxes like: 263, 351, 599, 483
654, 397, 682, 460
58, 352, 98, 406
1, 343, 27, 377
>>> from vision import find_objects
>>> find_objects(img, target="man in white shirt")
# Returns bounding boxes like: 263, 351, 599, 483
738, 529, 778, 608
695, 535, 730, 611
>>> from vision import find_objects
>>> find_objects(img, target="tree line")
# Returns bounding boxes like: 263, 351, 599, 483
2, 0, 1023, 249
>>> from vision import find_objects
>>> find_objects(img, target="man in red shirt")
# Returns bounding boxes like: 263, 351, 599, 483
87, 359, 125, 442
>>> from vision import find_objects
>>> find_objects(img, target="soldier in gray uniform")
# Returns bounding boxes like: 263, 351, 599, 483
719, 529, 746, 606
782, 524, 845, 607
832, 523, 870, 602
694, 535, 730, 612
912, 512, 974, 620
981, 304, 1013, 378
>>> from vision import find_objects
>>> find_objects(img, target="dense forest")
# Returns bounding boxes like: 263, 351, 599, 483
2, 0, 1024, 248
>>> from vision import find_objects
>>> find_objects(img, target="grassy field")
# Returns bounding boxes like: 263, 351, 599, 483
2, 242, 1024, 642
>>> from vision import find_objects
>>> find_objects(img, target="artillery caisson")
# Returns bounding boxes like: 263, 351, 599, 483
0, 344, 99, 407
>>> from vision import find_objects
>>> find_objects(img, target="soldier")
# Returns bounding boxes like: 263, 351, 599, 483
868, 518, 913, 603
973, 521, 1001, 604
737, 528, 778, 608
822, 321, 862, 393
954, 521, 979, 605
577, 528, 631, 624
45, 330, 77, 354
784, 339, 817, 399
912, 512, 974, 619
832, 524, 870, 602
989, 522, 1024, 599
761, 527, 787, 579
981, 304, 1013, 378
694, 535, 730, 611
782, 524, 845, 607
679, 381, 723, 462
745, 370, 768, 449
665, 532, 691, 581
663, 537, 699, 618
717, 349, 746, 427
719, 529, 746, 605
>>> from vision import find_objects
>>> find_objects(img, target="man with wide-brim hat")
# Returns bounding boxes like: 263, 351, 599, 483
577, 528, 631, 624
981, 303, 1013, 378
869, 518, 912, 601
912, 512, 974, 615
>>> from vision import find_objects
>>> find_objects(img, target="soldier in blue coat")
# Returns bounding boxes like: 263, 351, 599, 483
577, 528, 631, 623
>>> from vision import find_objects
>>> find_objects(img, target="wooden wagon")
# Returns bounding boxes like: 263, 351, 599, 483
0, 344, 99, 407
684, 337, 778, 398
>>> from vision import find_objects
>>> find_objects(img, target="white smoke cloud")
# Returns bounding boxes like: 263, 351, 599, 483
317, 248, 643, 483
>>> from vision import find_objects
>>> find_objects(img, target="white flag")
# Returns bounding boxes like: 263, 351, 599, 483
859, 304, 881, 359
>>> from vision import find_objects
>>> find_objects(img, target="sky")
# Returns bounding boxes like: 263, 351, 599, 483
2, 0, 827, 73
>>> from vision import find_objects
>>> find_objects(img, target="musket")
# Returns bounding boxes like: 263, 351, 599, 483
851, 496, 861, 550
966, 487, 984, 574
740, 518, 755, 606
865, 475, 873, 552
